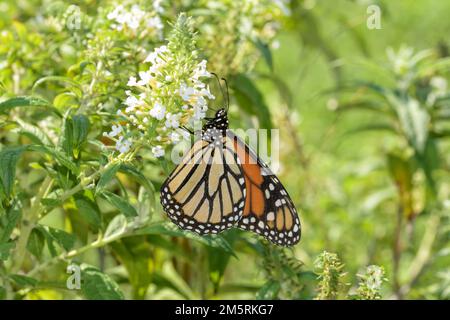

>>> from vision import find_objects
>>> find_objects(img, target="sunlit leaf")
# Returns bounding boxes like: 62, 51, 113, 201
81, 264, 124, 300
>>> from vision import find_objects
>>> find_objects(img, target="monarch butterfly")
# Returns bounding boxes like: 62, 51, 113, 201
160, 80, 301, 247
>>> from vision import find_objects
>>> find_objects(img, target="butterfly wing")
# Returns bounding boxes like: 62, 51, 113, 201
228, 131, 301, 247
160, 134, 246, 235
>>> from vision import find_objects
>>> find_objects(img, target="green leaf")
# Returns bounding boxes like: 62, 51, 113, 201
13, 119, 54, 146
0, 242, 14, 261
26, 228, 45, 260
110, 237, 153, 299
32, 76, 82, 97
0, 96, 50, 113
53, 92, 78, 110
74, 195, 101, 230
96, 162, 121, 192
152, 271, 191, 299
0, 286, 6, 299
100, 191, 138, 217
0, 146, 26, 199
104, 214, 128, 240
81, 264, 124, 300
252, 38, 273, 71
37, 225, 76, 252
119, 164, 155, 194
135, 222, 236, 256
0, 208, 21, 243
27, 145, 79, 174
9, 274, 38, 288
256, 280, 280, 300
232, 74, 273, 129
386, 93, 429, 153
61, 114, 90, 158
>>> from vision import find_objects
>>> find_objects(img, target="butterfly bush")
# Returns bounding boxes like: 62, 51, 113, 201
103, 14, 215, 157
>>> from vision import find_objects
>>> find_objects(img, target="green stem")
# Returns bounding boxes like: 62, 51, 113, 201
399, 213, 441, 296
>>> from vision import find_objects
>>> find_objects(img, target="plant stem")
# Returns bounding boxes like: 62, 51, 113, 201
392, 205, 403, 299
399, 213, 441, 296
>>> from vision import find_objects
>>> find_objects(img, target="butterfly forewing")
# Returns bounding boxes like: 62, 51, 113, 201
229, 132, 301, 247
160, 132, 246, 235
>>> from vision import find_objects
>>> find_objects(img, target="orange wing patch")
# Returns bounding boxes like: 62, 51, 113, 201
233, 139, 265, 217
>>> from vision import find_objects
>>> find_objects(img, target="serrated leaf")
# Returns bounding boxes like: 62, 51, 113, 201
100, 191, 137, 217
0, 146, 26, 199
81, 264, 124, 300
14, 119, 53, 146
0, 96, 50, 113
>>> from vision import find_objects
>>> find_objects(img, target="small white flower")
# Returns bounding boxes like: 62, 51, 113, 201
179, 83, 196, 101
108, 124, 123, 137
124, 95, 141, 113
192, 103, 207, 121
107, 5, 124, 20
149, 102, 166, 120
137, 71, 153, 86
127, 76, 138, 86
199, 87, 215, 100
180, 129, 191, 141
165, 112, 181, 128
144, 45, 168, 64
168, 131, 181, 144
147, 16, 163, 30
115, 136, 132, 154
152, 145, 165, 157
193, 60, 211, 78
430, 76, 447, 93
153, 0, 164, 13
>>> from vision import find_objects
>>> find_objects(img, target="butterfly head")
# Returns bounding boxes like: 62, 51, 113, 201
203, 108, 229, 131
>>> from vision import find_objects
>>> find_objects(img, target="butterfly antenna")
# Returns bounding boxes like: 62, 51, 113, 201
221, 77, 230, 111
211, 72, 226, 110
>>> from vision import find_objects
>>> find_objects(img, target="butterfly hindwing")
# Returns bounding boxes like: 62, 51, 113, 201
160, 131, 246, 235
229, 132, 301, 247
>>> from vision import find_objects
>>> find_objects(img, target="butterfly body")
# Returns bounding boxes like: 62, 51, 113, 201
160, 108, 301, 246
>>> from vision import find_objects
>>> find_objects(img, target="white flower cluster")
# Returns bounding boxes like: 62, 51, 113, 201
362, 265, 385, 291
103, 23, 215, 158
107, 3, 164, 38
